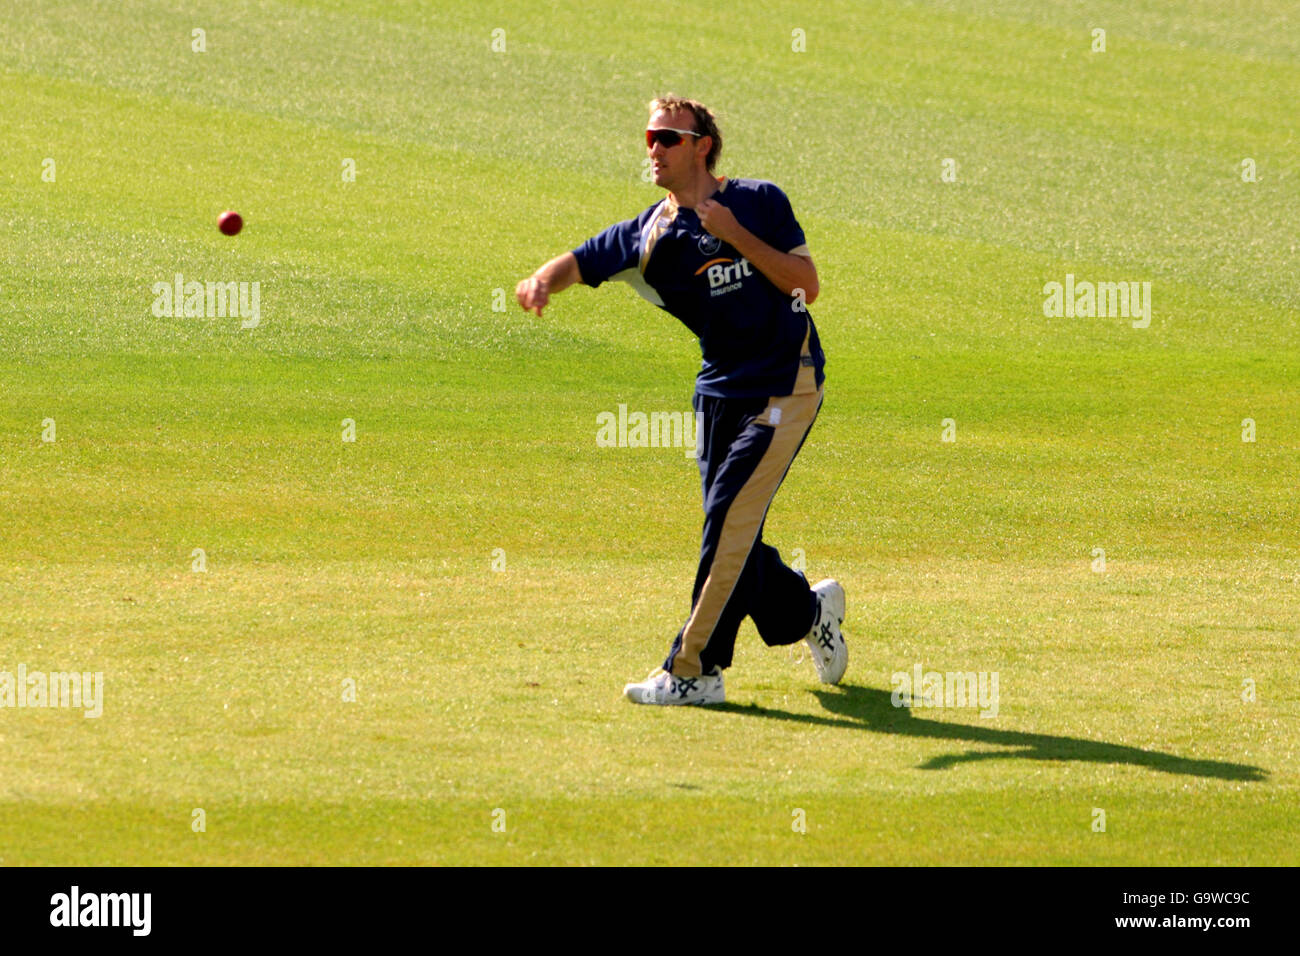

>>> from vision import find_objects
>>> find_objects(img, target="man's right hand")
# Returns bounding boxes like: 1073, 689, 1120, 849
515, 275, 550, 317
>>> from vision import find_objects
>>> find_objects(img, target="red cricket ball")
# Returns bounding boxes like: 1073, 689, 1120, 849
218, 210, 243, 236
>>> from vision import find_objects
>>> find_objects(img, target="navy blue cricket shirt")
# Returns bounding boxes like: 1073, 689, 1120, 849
571, 177, 826, 399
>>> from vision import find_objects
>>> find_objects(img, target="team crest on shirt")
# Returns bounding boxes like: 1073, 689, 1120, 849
697, 234, 721, 256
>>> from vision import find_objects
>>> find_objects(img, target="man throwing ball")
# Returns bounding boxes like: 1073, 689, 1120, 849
516, 95, 847, 705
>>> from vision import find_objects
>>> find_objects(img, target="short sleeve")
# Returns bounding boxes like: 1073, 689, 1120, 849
572, 217, 640, 288
762, 183, 809, 257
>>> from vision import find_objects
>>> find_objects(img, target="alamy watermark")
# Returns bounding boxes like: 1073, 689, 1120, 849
891, 663, 999, 718
50, 886, 150, 936
1, 663, 103, 718
1042, 273, 1150, 328
596, 404, 699, 458
151, 272, 260, 328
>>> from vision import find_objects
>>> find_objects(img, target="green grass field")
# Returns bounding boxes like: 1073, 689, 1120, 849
2, 0, 1297, 865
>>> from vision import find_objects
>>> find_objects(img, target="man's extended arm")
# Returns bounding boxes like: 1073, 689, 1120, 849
697, 198, 819, 304
516, 252, 583, 317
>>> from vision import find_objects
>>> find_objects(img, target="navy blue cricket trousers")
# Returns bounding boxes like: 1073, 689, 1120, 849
663, 377, 824, 678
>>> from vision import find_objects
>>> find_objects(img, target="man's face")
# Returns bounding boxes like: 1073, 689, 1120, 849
647, 108, 707, 189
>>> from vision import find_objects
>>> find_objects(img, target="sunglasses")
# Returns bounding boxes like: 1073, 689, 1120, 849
645, 127, 703, 149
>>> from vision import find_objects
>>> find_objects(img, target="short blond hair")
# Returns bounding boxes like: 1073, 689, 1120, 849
648, 94, 722, 173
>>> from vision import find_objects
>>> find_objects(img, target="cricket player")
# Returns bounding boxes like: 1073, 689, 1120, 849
515, 95, 847, 705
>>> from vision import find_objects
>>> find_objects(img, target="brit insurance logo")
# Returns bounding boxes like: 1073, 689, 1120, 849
697, 233, 721, 256
696, 256, 754, 297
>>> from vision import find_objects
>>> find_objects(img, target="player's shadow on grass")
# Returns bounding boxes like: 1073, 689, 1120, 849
715, 686, 1266, 782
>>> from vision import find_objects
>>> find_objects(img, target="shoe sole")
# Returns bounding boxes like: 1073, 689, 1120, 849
622, 683, 725, 706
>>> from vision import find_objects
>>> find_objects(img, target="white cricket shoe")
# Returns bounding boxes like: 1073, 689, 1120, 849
804, 579, 848, 684
623, 667, 725, 706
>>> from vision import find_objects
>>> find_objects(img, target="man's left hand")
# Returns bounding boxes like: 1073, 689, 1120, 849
697, 199, 742, 245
